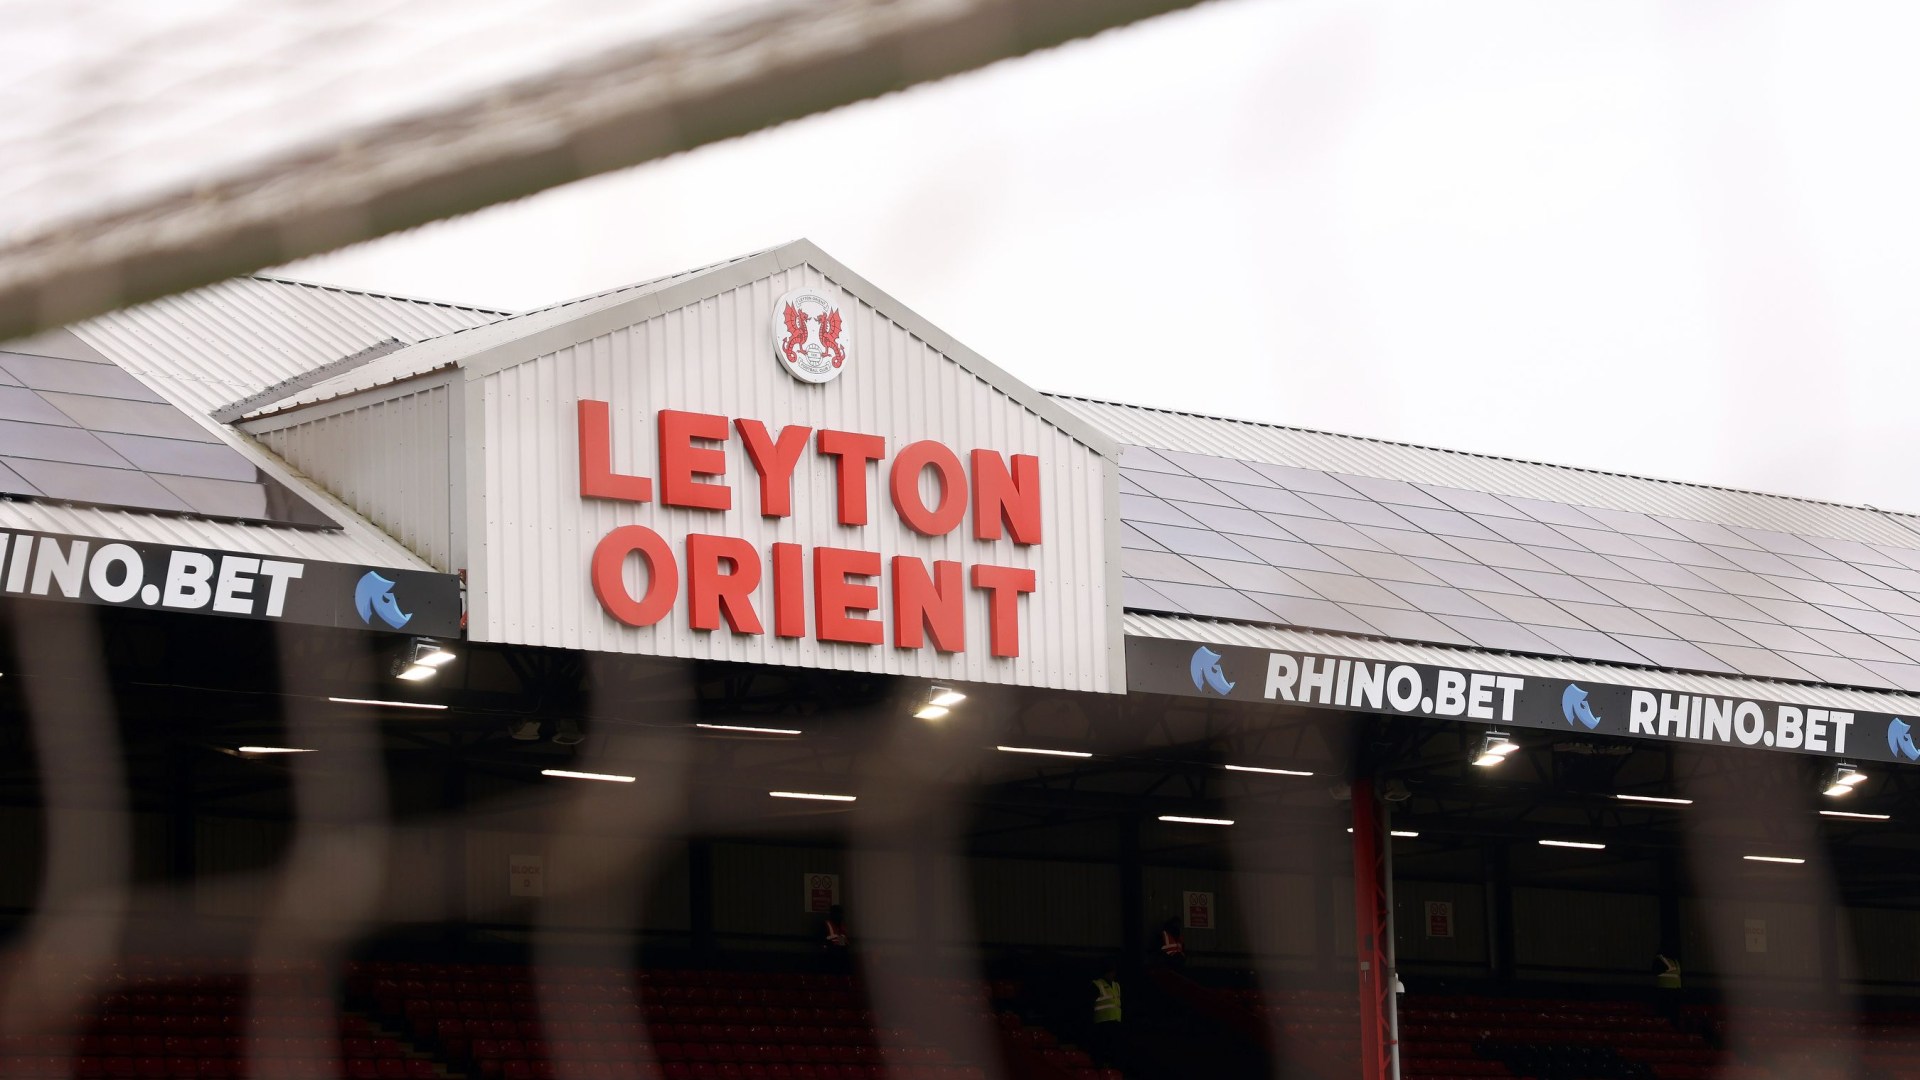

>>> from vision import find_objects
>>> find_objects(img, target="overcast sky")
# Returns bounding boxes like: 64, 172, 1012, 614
288, 0, 1920, 515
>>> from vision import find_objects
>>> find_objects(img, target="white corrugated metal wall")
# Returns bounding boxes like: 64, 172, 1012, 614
469, 265, 1117, 692
253, 380, 459, 571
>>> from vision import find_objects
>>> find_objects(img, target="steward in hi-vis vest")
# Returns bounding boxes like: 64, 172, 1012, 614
1655, 954, 1682, 990
1092, 975, 1122, 1023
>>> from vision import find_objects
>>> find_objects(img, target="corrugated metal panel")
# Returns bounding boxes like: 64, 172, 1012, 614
969, 858, 1119, 949
68, 277, 505, 415
712, 843, 838, 938
1394, 881, 1487, 966
1682, 897, 1822, 981
1054, 396, 1920, 547
1125, 612, 1920, 714
254, 257, 761, 415
1845, 909, 1919, 983
1515, 888, 1657, 972
472, 265, 1116, 692
1141, 867, 1319, 958
254, 383, 457, 571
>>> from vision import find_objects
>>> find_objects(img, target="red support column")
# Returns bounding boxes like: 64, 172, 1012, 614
1351, 777, 1394, 1080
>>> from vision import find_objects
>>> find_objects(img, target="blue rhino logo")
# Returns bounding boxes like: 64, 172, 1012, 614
354, 571, 412, 630
1190, 646, 1235, 696
1890, 718, 1920, 762
1562, 684, 1601, 730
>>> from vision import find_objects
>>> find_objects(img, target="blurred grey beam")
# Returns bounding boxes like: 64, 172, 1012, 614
0, 0, 1212, 341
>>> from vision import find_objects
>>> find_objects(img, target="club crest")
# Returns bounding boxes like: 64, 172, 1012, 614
772, 287, 848, 384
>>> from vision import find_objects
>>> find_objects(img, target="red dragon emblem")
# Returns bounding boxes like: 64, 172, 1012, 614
781, 303, 809, 366
819, 309, 846, 368
780, 302, 848, 369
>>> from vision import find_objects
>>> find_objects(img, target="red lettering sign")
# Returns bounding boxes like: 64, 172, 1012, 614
574, 400, 1046, 658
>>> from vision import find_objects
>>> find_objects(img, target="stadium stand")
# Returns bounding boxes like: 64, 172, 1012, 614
350, 962, 1002, 1080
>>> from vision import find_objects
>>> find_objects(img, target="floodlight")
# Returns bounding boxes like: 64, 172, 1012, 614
1822, 763, 1866, 797
928, 686, 967, 708
1472, 730, 1519, 767
393, 637, 455, 681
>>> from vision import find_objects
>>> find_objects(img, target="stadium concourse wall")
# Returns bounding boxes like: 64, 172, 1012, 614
0, 803, 1913, 992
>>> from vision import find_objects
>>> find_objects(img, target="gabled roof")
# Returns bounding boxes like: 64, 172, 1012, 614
67, 276, 509, 415
238, 240, 1119, 458
1062, 396, 1920, 697
0, 277, 501, 570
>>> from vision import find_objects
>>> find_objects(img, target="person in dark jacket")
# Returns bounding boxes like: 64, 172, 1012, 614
1155, 917, 1186, 969
822, 905, 851, 972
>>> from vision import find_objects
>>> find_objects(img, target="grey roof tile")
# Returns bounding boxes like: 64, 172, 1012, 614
1586, 577, 1701, 613
1860, 660, 1920, 694
1121, 548, 1223, 586
1249, 594, 1384, 636
1436, 616, 1559, 654
1186, 557, 1325, 598
1122, 579, 1182, 613
1497, 495, 1607, 530
1661, 589, 1771, 622
1153, 449, 1273, 485
1684, 566, 1797, 600
1470, 592, 1590, 629
1209, 481, 1329, 518
1742, 597, 1855, 632
1475, 514, 1581, 549
1525, 625, 1653, 666
1414, 559, 1533, 595
1132, 471, 1240, 506
1798, 628, 1909, 664
1300, 494, 1418, 530
1334, 474, 1449, 508
1499, 569, 1614, 605
1533, 547, 1638, 581
1552, 526, 1660, 559
1639, 610, 1759, 647
1322, 547, 1448, 586
1133, 522, 1261, 562
1821, 606, 1917, 640
1419, 485, 1523, 518
1694, 643, 1818, 682
1263, 514, 1386, 551
1246, 462, 1363, 496
1445, 537, 1559, 572
1552, 601, 1667, 637
1633, 536, 1742, 570
1146, 581, 1282, 623
1719, 620, 1835, 655
1389, 505, 1507, 541
1356, 526, 1471, 562
1119, 493, 1202, 528
1342, 605, 1476, 647
1610, 636, 1741, 674
1378, 582, 1503, 619
1172, 500, 1298, 538
1222, 535, 1354, 574
1119, 445, 1184, 474
1783, 652, 1895, 690
1287, 570, 1411, 609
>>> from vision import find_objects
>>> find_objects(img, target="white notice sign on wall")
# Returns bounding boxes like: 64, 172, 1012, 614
1425, 901, 1455, 939
804, 873, 840, 913
510, 854, 544, 897
1744, 918, 1768, 953
1183, 891, 1215, 930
